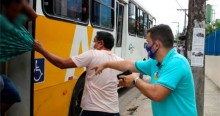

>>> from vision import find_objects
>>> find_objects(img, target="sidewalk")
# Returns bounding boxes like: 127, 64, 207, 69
121, 77, 220, 116
204, 77, 220, 116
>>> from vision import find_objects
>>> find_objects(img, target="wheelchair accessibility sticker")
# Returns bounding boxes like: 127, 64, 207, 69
34, 58, 45, 83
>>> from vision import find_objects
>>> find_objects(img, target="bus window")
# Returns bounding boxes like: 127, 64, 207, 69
128, 2, 136, 35
42, 0, 89, 23
144, 13, 148, 39
116, 2, 124, 47
137, 9, 144, 37
91, 0, 114, 29
148, 20, 153, 28
43, 0, 54, 14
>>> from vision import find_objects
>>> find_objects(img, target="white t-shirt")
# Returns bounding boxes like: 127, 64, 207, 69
72, 50, 123, 113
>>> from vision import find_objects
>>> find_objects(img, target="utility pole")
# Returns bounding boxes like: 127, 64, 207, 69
172, 22, 180, 35
177, 9, 188, 31
171, 22, 180, 36
186, 0, 206, 116
171, 22, 180, 46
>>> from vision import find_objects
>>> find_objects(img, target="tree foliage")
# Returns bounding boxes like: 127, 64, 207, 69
206, 20, 220, 36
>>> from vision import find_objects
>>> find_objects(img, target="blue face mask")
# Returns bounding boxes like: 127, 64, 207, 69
145, 42, 159, 59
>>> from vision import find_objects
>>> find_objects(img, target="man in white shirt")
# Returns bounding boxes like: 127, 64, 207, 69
34, 31, 122, 116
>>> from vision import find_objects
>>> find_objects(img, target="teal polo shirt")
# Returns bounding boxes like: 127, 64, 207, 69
135, 48, 197, 116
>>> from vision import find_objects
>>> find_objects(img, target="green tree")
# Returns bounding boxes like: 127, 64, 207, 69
206, 20, 220, 36
215, 19, 220, 29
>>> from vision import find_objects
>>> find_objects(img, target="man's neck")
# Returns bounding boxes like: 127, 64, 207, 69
155, 48, 172, 63
100, 47, 111, 51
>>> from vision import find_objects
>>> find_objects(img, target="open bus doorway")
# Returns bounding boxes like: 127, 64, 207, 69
0, 0, 34, 115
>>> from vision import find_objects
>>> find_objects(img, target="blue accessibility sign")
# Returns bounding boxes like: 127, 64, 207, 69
34, 58, 45, 83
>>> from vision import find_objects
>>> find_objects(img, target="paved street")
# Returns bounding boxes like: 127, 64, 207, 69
118, 87, 142, 114
119, 76, 220, 116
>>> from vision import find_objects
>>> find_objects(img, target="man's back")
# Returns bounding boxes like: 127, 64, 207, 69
72, 50, 122, 113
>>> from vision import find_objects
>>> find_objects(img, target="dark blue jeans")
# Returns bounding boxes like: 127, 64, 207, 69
80, 110, 120, 116
0, 74, 21, 103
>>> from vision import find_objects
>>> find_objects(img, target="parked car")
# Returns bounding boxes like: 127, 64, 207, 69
194, 52, 204, 56
196, 33, 205, 38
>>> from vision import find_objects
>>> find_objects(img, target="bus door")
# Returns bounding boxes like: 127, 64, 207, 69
115, 1, 125, 58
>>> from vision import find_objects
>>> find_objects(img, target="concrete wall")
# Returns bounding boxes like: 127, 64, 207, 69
205, 55, 220, 88
7, 52, 32, 116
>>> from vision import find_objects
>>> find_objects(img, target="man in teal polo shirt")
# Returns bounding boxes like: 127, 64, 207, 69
93, 24, 197, 116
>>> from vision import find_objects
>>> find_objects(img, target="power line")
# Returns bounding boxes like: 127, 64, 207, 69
175, 0, 183, 9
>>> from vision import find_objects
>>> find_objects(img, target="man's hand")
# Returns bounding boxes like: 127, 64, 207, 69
118, 73, 137, 87
34, 40, 45, 53
92, 63, 107, 75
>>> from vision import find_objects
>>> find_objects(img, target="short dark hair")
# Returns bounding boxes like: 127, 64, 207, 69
147, 24, 174, 48
1, 0, 22, 6
96, 31, 114, 50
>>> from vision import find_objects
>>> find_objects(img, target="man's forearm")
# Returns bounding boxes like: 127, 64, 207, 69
135, 79, 158, 101
105, 60, 138, 72
135, 79, 170, 102
40, 49, 66, 69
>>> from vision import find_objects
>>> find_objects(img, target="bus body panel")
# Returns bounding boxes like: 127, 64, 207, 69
34, 16, 92, 115
34, 80, 76, 116
125, 35, 147, 60
35, 16, 84, 90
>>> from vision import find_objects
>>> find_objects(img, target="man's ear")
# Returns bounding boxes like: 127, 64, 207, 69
155, 41, 160, 49
100, 40, 104, 46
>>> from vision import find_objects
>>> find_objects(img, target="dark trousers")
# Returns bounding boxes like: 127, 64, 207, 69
0, 74, 21, 103
80, 110, 120, 116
